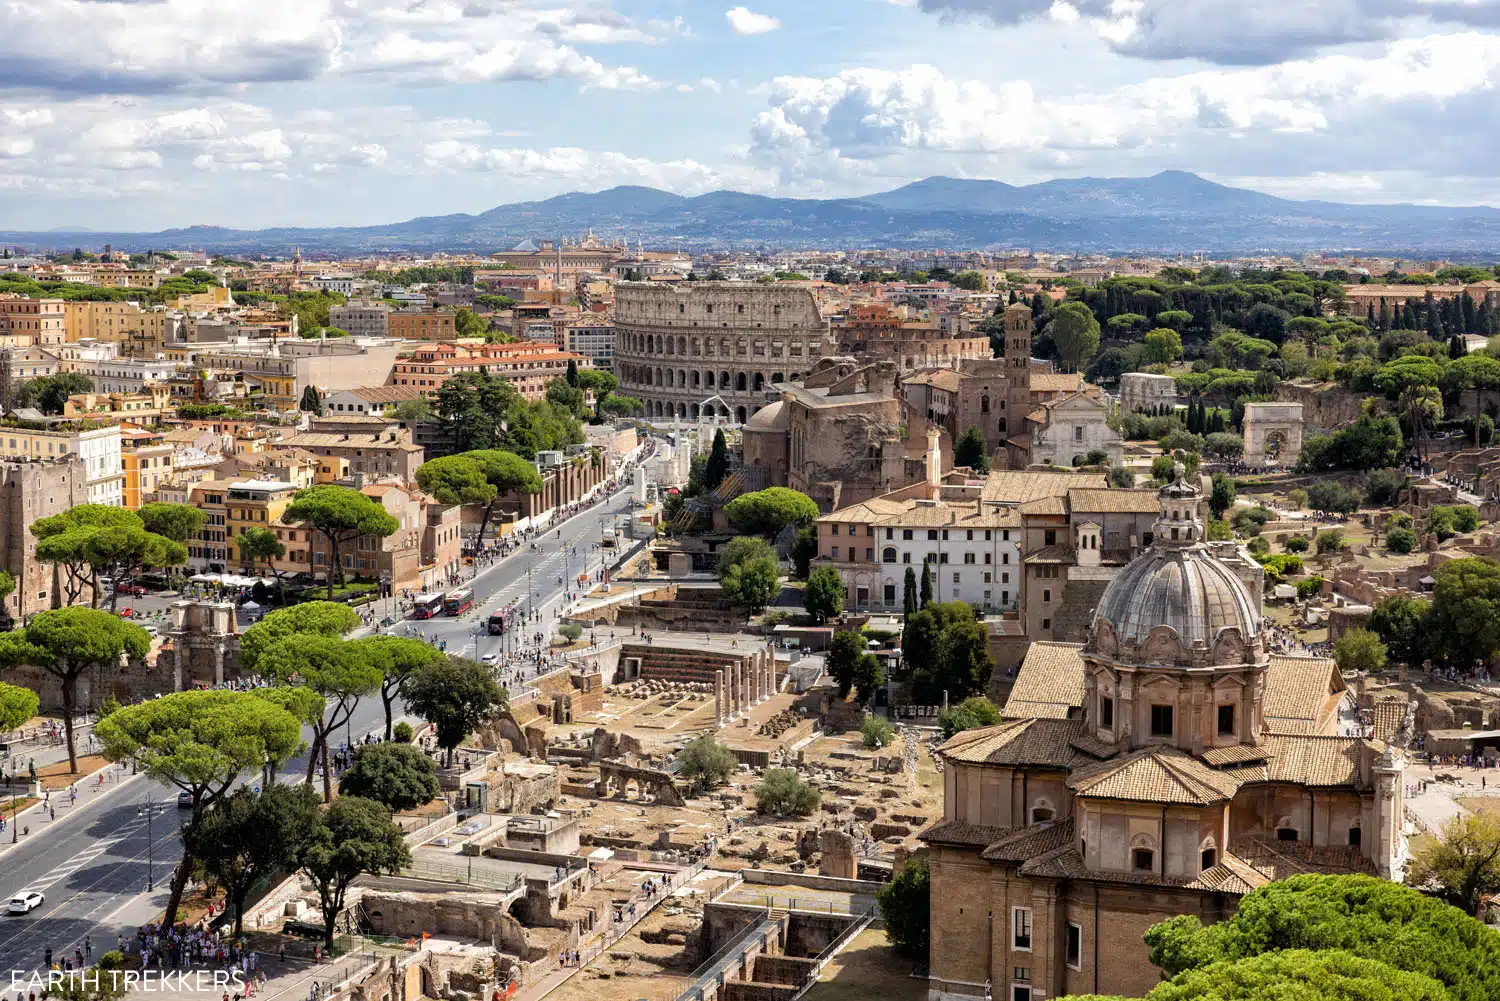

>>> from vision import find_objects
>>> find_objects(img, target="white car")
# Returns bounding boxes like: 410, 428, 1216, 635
480, 653, 499, 665
8, 891, 43, 915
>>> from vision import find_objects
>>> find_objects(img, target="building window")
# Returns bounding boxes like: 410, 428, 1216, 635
1133, 847, 1155, 871
983, 572, 992, 583
1100, 696, 1113, 728
1065, 922, 1083, 970
865, 548, 873, 561
963, 553, 975, 564
1217, 704, 1236, 736
1074, 426, 1084, 442
1277, 827, 1300, 842
831, 547, 839, 559
1044, 530, 1056, 546
1349, 827, 1362, 847
884, 584, 896, 603
830, 525, 839, 536
1042, 589, 1051, 602
1201, 846, 1218, 870
883, 548, 897, 563
1150, 704, 1174, 737
952, 573, 959, 584
1041, 617, 1050, 630
1011, 907, 1032, 950
927, 529, 938, 541
902, 529, 913, 541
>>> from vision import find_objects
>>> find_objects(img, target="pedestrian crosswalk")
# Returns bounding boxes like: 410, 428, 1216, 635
21, 834, 131, 893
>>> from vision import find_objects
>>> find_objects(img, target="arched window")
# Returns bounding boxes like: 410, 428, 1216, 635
736, 372, 747, 391
1348, 826, 1362, 847
1201, 846, 1217, 869
1275, 817, 1299, 842
882, 548, 897, 563
754, 373, 765, 391
1130, 834, 1156, 872
1030, 800, 1054, 824
981, 394, 990, 414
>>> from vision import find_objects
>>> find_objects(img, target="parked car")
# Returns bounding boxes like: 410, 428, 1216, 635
7, 891, 44, 915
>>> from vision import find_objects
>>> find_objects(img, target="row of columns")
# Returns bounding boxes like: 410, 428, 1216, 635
713, 649, 777, 727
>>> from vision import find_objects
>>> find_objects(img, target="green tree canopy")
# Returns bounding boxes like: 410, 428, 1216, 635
715, 536, 782, 612
183, 784, 322, 935
403, 656, 507, 765
283, 485, 400, 598
827, 629, 867, 699
903, 601, 994, 703
725, 487, 820, 538
676, 734, 738, 790
1144, 949, 1450, 1001
1430, 557, 1500, 665
302, 796, 411, 948
804, 565, 845, 624
240, 600, 360, 672
937, 695, 1002, 737
257, 634, 382, 799
338, 741, 441, 813
790, 525, 819, 579
463, 449, 543, 542
877, 856, 930, 958
235, 525, 287, 585
414, 454, 498, 509
1332, 628, 1387, 674
1049, 301, 1102, 373
95, 689, 303, 927
705, 429, 730, 491
0, 680, 40, 733
0, 608, 150, 772
1407, 812, 1500, 917
353, 635, 447, 741
32, 505, 187, 610
137, 502, 208, 545
954, 426, 991, 474
754, 768, 820, 816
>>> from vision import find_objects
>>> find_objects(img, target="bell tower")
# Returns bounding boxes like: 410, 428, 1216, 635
1003, 302, 1033, 419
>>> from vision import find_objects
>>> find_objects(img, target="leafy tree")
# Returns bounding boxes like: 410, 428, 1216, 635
236, 525, 287, 598
283, 485, 399, 598
853, 651, 884, 704
827, 630, 867, 699
464, 450, 543, 543
790, 525, 819, 578
937, 695, 1002, 737
725, 487, 819, 538
1446, 353, 1500, 446
1152, 455, 1178, 483
1307, 480, 1360, 516
1452, 504, 1482, 533
184, 784, 321, 935
32, 505, 186, 610
676, 734, 738, 790
137, 502, 207, 545
1406, 813, 1500, 917
1365, 468, 1408, 506
1143, 327, 1183, 364
1203, 433, 1244, 460
954, 426, 991, 474
877, 856, 931, 958
338, 741, 440, 812
1429, 506, 1459, 542
14, 372, 94, 414
754, 768, 820, 816
1048, 300, 1101, 372
1366, 595, 1431, 666
1146, 949, 1449, 1001
1332, 628, 1387, 674
354, 635, 446, 741
804, 565, 845, 624
1315, 529, 1347, 554
258, 635, 382, 799
0, 680, 40, 733
720, 552, 780, 612
0, 609, 150, 772
705, 428, 730, 491
414, 454, 497, 513
1430, 557, 1500, 665
860, 714, 894, 748
239, 601, 359, 671
95, 689, 302, 928
391, 398, 434, 422
1387, 527, 1418, 554
1209, 473, 1236, 519
904, 601, 993, 702
403, 656, 507, 766
300, 385, 323, 415
302, 796, 411, 949
1111, 467, 1135, 487
1143, 873, 1500, 1001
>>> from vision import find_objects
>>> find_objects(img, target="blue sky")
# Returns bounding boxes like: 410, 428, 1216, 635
2, 0, 1499, 231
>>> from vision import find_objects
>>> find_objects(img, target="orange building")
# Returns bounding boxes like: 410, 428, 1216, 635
387, 309, 458, 342
391, 340, 590, 401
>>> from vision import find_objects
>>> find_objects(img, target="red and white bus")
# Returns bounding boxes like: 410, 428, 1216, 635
410, 593, 444, 619
443, 588, 474, 616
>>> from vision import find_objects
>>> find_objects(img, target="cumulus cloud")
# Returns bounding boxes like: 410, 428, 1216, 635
747, 32, 1500, 175
725, 7, 783, 35
915, 0, 1500, 64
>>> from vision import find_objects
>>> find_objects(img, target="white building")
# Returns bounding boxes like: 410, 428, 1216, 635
564, 321, 617, 372
310, 274, 357, 296
329, 300, 391, 339
814, 496, 1024, 613
1027, 392, 1125, 469
0, 424, 124, 506
63, 355, 180, 395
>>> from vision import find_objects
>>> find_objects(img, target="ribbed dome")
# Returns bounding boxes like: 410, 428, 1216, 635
1093, 546, 1260, 652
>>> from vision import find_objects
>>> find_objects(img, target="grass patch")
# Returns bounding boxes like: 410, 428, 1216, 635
803, 929, 924, 1001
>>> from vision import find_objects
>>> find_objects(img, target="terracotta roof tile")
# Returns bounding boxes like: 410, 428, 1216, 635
981, 470, 1106, 505
1199, 744, 1273, 767
1065, 487, 1161, 514
937, 718, 1083, 767
1031, 373, 1083, 393
919, 819, 1018, 847
1002, 642, 1085, 720
981, 819, 1075, 862
1259, 734, 1369, 787
1230, 837, 1378, 879
1068, 747, 1242, 805
1264, 654, 1346, 734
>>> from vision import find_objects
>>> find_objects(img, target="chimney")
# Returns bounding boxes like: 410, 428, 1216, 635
926, 427, 941, 488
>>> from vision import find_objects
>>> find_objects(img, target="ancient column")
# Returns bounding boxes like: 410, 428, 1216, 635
715, 669, 725, 727
173, 645, 185, 693
212, 642, 225, 687
748, 657, 759, 705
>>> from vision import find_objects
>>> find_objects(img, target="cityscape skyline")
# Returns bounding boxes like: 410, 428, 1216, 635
4, 0, 1500, 231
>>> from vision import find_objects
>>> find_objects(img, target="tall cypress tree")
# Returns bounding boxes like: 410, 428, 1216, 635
1378, 300, 1391, 331
919, 562, 933, 609
704, 428, 730, 491
1401, 303, 1416, 329
1449, 334, 1467, 359
903, 566, 918, 618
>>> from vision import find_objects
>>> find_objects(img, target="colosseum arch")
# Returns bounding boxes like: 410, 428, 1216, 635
678, 336, 687, 354
736, 372, 747, 391
753, 373, 765, 391
735, 406, 747, 423
646, 334, 654, 353
692, 371, 701, 389
677, 369, 686, 387
719, 371, 730, 389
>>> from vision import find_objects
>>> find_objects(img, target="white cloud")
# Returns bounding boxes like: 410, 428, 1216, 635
421, 141, 773, 193
914, 0, 1500, 65
725, 7, 783, 35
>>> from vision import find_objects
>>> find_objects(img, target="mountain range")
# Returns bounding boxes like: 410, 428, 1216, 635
6, 171, 1500, 256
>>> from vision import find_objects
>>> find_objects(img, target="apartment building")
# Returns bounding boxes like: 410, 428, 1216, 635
184, 480, 232, 569
224, 479, 300, 569
0, 424, 123, 506
121, 428, 175, 509
193, 340, 399, 410
323, 385, 426, 415
388, 308, 457, 342
0, 346, 60, 405
276, 415, 425, 483
564, 321, 617, 372
391, 341, 589, 402
328, 300, 392, 338
0, 456, 88, 619
0, 295, 66, 346
64, 385, 174, 422
61, 355, 180, 395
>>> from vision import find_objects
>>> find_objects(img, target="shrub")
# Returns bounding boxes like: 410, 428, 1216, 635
558, 622, 584, 642
678, 735, 738, 790
1387, 527, 1418, 554
1296, 576, 1326, 600
393, 721, 415, 744
754, 768, 820, 815
938, 696, 1002, 738
1283, 536, 1310, 553
877, 856, 930, 958
1246, 536, 1270, 557
861, 714, 894, 749
1315, 529, 1347, 554
1287, 487, 1309, 509
1231, 506, 1274, 536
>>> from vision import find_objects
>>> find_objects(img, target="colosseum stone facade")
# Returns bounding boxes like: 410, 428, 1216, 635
614, 282, 830, 422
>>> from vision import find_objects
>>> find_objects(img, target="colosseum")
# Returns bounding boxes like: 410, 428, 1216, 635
614, 282, 830, 422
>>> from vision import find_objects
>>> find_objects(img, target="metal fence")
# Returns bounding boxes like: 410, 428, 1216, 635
400, 858, 523, 892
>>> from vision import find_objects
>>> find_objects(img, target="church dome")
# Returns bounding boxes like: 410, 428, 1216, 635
1092, 547, 1261, 654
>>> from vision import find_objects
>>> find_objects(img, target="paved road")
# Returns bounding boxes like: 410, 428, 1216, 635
0, 471, 647, 972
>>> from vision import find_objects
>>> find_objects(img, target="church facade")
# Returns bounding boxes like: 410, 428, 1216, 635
922, 476, 1407, 1001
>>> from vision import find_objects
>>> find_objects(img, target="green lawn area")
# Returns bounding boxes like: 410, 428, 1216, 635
803, 929, 925, 1001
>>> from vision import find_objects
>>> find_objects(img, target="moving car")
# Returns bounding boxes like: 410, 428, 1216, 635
8, 891, 44, 914
176, 790, 196, 808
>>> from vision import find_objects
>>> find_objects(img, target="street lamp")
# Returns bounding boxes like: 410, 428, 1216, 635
136, 792, 167, 891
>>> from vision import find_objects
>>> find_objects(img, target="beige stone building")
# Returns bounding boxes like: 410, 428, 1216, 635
614, 281, 829, 423
925, 477, 1407, 1001
0, 295, 65, 347
0, 455, 88, 619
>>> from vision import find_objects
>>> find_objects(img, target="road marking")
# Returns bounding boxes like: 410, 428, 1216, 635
18, 834, 132, 892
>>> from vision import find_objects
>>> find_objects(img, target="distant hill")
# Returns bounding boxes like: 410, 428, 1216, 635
5, 172, 1500, 256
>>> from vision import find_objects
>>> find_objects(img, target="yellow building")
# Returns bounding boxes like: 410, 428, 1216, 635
225, 479, 300, 570
64, 384, 173, 422
65, 300, 148, 344
0, 295, 66, 347
121, 428, 175, 509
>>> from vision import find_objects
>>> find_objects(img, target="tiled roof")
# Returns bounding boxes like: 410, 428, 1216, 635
1002, 642, 1085, 720
1066, 487, 1160, 514
981, 818, 1075, 862
1068, 732, 1120, 760
938, 718, 1083, 767
1032, 373, 1083, 393
918, 819, 1018, 847
1264, 654, 1346, 735
1019, 496, 1068, 516
1231, 837, 1378, 879
1371, 695, 1408, 743
1013, 844, 1262, 895
1199, 744, 1273, 767
1259, 734, 1370, 787
1068, 747, 1242, 805
345, 385, 425, 403
981, 469, 1106, 504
